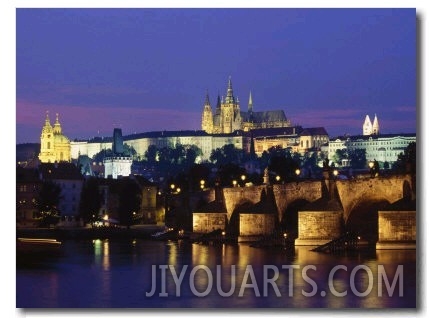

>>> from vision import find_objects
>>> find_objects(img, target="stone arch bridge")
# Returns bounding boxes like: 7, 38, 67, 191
221, 174, 413, 224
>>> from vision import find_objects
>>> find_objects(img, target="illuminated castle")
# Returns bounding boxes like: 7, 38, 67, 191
38, 112, 71, 163
363, 114, 380, 136
201, 77, 291, 134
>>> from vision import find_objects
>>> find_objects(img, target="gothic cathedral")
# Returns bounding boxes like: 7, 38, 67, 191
38, 112, 71, 163
201, 78, 291, 134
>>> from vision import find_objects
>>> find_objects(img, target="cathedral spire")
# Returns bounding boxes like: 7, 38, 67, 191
363, 114, 372, 136
248, 91, 253, 113
204, 90, 210, 106
225, 76, 234, 104
372, 114, 379, 135
201, 91, 214, 133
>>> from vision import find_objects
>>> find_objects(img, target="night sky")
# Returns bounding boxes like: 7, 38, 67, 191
16, 8, 416, 143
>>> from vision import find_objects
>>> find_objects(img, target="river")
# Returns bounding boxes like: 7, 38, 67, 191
16, 239, 416, 308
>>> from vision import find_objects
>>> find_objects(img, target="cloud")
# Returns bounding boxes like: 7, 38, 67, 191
16, 99, 201, 143
394, 106, 416, 113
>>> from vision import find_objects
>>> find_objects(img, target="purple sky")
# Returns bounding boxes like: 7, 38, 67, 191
16, 8, 416, 144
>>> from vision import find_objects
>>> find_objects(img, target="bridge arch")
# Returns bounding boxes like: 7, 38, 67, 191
281, 199, 310, 239
226, 200, 255, 236
336, 176, 407, 223
346, 199, 390, 244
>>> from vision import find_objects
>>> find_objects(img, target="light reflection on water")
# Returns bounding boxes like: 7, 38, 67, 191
16, 239, 416, 308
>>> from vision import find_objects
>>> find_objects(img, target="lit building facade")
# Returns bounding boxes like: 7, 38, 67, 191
298, 127, 330, 154
326, 133, 416, 167
39, 112, 71, 163
71, 130, 248, 162
252, 126, 302, 156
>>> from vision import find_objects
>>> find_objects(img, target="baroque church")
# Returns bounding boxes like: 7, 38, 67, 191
201, 78, 291, 134
38, 112, 71, 163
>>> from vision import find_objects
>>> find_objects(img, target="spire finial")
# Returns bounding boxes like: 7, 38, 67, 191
204, 90, 210, 106
248, 91, 253, 113
45, 111, 50, 125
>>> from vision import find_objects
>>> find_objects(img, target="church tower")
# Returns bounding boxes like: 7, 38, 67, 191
372, 114, 380, 135
103, 128, 132, 179
201, 91, 213, 133
363, 115, 373, 136
220, 77, 242, 133
39, 112, 71, 163
39, 112, 55, 163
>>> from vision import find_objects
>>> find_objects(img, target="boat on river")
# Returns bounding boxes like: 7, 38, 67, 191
17, 238, 62, 264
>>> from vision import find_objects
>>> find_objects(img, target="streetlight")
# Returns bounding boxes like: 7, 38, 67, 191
200, 179, 205, 190
232, 180, 237, 187
240, 174, 246, 187
283, 233, 288, 246
368, 161, 375, 178
176, 187, 181, 194
333, 169, 338, 179
170, 184, 175, 190
275, 175, 281, 183
295, 168, 301, 184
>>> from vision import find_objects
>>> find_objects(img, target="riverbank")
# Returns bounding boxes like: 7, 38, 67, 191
16, 225, 166, 240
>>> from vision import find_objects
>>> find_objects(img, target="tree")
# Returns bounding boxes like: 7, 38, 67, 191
268, 153, 300, 182
217, 163, 247, 187
184, 145, 202, 168
302, 152, 322, 179
35, 180, 62, 227
333, 149, 348, 166
210, 144, 242, 166
123, 144, 137, 158
392, 142, 416, 174
92, 148, 113, 162
348, 149, 367, 169
79, 177, 102, 224
145, 145, 158, 165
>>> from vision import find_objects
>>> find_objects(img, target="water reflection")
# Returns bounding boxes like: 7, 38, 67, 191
16, 239, 416, 308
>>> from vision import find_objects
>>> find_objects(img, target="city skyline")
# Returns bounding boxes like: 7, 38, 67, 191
16, 8, 416, 144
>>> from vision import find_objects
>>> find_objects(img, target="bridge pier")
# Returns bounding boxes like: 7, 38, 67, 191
295, 211, 343, 246
376, 211, 416, 249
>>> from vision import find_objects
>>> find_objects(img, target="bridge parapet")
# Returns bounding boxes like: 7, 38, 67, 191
273, 181, 323, 220
223, 185, 265, 220
336, 175, 411, 222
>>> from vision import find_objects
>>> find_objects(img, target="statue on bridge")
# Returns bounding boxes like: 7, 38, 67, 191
263, 167, 270, 185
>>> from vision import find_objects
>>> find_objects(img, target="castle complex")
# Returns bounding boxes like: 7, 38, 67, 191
201, 78, 291, 134
38, 112, 71, 163
34, 89, 414, 172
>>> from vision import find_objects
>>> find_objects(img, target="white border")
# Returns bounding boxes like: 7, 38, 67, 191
5, 1, 426, 317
